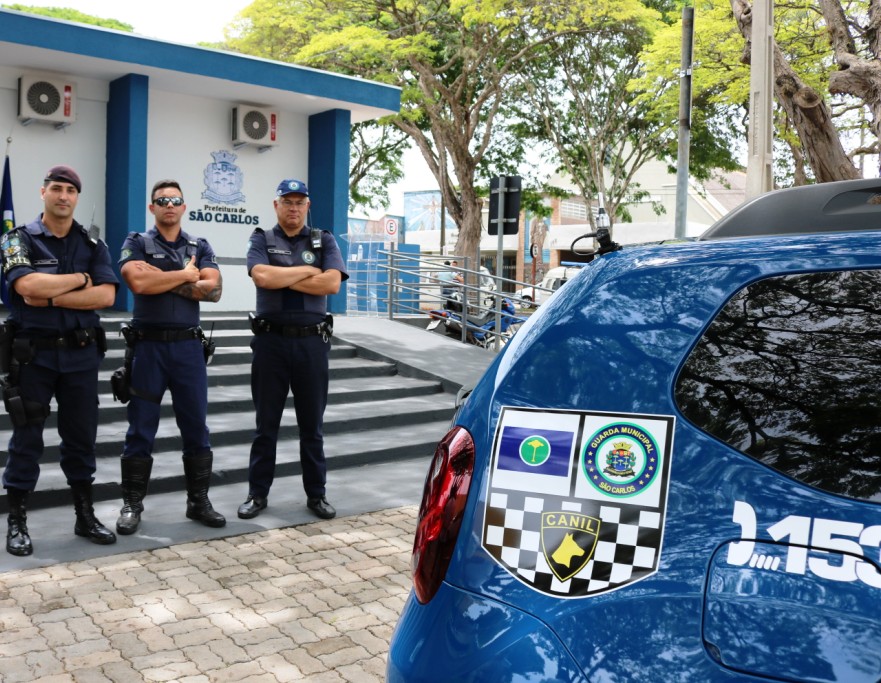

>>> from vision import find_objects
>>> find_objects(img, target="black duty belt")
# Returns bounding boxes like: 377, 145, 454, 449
132, 327, 201, 342
28, 327, 99, 350
255, 321, 325, 338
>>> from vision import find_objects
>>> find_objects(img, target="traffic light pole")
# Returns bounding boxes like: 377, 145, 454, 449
493, 175, 507, 351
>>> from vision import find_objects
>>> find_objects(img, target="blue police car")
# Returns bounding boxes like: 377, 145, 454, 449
387, 179, 881, 682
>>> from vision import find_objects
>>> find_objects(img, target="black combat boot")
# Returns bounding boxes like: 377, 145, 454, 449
183, 451, 226, 528
70, 481, 117, 545
116, 456, 153, 535
6, 487, 33, 556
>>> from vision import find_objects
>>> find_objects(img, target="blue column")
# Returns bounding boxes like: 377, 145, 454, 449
308, 109, 350, 314
106, 74, 149, 311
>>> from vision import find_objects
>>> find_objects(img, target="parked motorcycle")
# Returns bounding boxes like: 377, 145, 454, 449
427, 293, 527, 348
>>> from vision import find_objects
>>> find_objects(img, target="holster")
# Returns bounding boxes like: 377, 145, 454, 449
110, 352, 133, 404
0, 324, 48, 426
111, 324, 135, 404
1, 382, 48, 427
110, 323, 162, 404
0, 323, 13, 375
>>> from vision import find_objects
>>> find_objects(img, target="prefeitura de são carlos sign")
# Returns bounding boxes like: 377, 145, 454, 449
190, 151, 261, 226
482, 407, 675, 598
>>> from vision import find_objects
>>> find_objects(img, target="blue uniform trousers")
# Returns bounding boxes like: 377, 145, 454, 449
247, 332, 329, 498
122, 339, 210, 459
2, 362, 99, 490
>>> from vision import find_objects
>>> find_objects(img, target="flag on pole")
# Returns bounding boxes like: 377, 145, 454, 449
1, 155, 15, 305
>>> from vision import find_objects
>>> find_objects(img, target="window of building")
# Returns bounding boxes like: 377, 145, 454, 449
675, 269, 881, 502
560, 199, 588, 221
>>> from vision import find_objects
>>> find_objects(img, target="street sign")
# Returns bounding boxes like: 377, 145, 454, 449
384, 217, 398, 236
488, 175, 521, 235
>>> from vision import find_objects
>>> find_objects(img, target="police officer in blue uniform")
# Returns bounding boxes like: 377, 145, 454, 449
1, 165, 119, 556
238, 179, 348, 521
115, 180, 225, 534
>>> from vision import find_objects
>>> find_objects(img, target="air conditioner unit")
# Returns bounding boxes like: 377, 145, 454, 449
232, 106, 279, 147
18, 75, 77, 125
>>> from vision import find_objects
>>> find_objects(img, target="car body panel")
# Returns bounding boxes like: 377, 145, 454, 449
705, 540, 881, 682
387, 585, 589, 683
515, 265, 586, 306
390, 229, 881, 682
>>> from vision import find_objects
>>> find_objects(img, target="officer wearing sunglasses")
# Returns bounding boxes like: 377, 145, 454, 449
114, 180, 225, 535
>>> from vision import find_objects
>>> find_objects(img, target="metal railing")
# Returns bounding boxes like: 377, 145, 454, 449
373, 248, 554, 351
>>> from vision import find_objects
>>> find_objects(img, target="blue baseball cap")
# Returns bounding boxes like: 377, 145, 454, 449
276, 179, 309, 197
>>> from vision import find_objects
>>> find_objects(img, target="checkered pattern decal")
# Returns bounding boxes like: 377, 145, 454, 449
484, 490, 663, 595
482, 408, 674, 598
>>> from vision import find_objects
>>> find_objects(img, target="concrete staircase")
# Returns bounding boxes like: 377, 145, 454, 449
0, 313, 461, 514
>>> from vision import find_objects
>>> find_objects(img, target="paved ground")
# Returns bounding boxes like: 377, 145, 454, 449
0, 503, 419, 682
0, 317, 496, 682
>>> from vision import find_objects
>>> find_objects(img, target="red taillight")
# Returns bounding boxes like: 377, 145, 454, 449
412, 426, 475, 604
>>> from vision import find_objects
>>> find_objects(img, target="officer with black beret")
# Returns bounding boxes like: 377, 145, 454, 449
238, 179, 348, 521
1, 165, 119, 556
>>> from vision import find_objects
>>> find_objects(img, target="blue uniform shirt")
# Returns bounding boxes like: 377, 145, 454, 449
246, 224, 348, 326
0, 216, 118, 372
119, 227, 219, 329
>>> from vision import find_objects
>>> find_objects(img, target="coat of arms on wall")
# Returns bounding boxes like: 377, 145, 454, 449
202, 150, 245, 204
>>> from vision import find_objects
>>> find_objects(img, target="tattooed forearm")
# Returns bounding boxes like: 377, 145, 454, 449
172, 278, 222, 302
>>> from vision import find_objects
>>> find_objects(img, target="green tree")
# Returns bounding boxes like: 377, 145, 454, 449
349, 121, 408, 213
515, 23, 674, 227
225, 0, 659, 264
2, 4, 133, 31
637, 0, 863, 185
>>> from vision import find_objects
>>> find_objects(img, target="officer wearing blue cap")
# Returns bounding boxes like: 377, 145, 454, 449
115, 180, 225, 534
1, 165, 119, 557
238, 178, 349, 521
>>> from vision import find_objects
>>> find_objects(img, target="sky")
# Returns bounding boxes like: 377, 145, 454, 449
14, 0, 252, 44
10, 0, 438, 216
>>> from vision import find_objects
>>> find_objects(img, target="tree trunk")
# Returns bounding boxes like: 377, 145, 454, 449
819, 0, 881, 175
731, 0, 860, 182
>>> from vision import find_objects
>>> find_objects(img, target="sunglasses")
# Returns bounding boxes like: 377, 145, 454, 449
152, 196, 184, 207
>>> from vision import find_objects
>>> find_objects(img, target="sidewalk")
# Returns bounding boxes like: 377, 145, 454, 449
0, 504, 418, 682
0, 460, 426, 682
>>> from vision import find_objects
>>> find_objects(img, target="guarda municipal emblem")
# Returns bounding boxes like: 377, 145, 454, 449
482, 407, 675, 598
202, 150, 245, 204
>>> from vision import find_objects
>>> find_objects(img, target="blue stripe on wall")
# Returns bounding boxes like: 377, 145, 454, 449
106, 74, 149, 311
309, 109, 351, 314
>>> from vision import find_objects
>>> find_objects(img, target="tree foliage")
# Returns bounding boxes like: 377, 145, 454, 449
514, 23, 675, 226
349, 121, 408, 212
638, 0, 870, 185
2, 4, 133, 31
225, 0, 662, 262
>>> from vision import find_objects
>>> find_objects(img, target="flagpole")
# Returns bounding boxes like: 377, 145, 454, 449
1, 142, 15, 305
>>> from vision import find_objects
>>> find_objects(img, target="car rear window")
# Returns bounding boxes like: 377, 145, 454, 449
675, 269, 881, 503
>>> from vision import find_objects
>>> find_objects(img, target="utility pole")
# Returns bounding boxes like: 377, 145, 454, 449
746, 0, 774, 199
674, 5, 694, 239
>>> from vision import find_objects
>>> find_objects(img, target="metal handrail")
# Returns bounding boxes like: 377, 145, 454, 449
375, 248, 535, 350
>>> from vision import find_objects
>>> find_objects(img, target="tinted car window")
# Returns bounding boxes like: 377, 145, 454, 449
675, 269, 881, 502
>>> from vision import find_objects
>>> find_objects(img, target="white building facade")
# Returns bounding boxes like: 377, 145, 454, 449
0, 9, 400, 312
